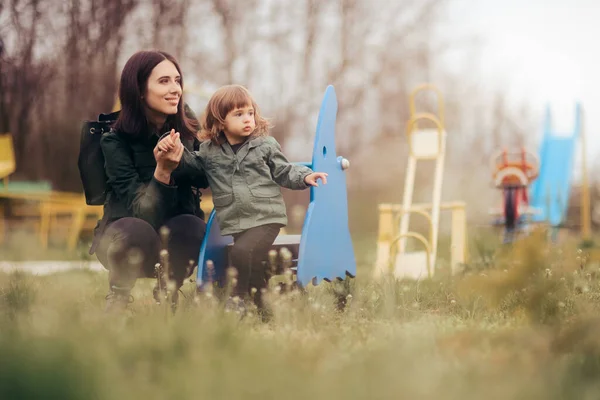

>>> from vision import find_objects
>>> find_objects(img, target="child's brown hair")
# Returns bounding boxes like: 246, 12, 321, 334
199, 84, 271, 143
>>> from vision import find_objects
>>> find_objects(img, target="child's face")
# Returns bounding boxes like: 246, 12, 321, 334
222, 104, 256, 144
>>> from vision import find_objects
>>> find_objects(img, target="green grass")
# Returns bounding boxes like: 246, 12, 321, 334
3, 229, 600, 399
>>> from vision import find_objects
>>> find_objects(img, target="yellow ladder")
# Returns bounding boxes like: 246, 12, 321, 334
374, 84, 468, 279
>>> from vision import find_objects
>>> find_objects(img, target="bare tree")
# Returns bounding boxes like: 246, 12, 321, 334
46, 0, 138, 189
63, 0, 138, 116
1, 0, 534, 215
0, 0, 138, 188
0, 0, 55, 175
151, 0, 191, 58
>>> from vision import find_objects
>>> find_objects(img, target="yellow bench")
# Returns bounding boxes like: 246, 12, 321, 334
0, 133, 103, 249
0, 190, 102, 250
0, 131, 214, 250
0, 134, 16, 186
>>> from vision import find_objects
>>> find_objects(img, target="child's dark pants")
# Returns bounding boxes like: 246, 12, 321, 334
95, 215, 206, 290
229, 223, 281, 306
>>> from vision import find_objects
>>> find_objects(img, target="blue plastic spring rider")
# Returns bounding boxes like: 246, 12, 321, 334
196, 85, 357, 292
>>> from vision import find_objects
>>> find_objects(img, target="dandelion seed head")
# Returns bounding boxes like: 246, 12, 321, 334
159, 226, 170, 238
126, 248, 144, 266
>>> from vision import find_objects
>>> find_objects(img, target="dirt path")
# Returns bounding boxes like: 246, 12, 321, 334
0, 261, 104, 275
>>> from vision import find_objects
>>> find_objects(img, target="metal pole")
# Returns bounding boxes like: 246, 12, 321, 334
580, 104, 592, 242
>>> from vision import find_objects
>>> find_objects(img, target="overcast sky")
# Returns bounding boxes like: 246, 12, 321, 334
446, 0, 600, 178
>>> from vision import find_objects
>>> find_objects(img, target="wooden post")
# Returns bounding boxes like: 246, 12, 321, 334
580, 105, 592, 242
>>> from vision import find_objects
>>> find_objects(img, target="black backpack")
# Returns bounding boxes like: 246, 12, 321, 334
78, 110, 120, 205
78, 104, 200, 207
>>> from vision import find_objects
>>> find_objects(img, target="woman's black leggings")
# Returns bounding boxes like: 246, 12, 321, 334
95, 214, 206, 290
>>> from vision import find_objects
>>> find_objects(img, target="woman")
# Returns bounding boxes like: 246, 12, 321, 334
91, 50, 208, 312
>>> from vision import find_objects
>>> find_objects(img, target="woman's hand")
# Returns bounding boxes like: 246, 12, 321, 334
153, 129, 184, 184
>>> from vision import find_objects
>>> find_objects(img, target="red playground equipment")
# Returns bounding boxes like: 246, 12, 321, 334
490, 148, 540, 242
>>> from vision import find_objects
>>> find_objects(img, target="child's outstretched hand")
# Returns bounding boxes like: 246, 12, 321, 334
157, 129, 180, 152
304, 172, 328, 187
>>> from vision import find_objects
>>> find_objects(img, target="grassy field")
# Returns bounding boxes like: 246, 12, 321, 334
2, 229, 600, 399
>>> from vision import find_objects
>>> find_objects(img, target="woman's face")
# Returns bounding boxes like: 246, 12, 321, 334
143, 59, 182, 120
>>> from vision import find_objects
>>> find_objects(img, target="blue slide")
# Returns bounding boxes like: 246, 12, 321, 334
530, 103, 581, 226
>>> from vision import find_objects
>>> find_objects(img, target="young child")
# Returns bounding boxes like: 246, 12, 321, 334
158, 84, 327, 317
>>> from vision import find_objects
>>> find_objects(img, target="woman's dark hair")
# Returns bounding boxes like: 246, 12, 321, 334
113, 50, 198, 140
